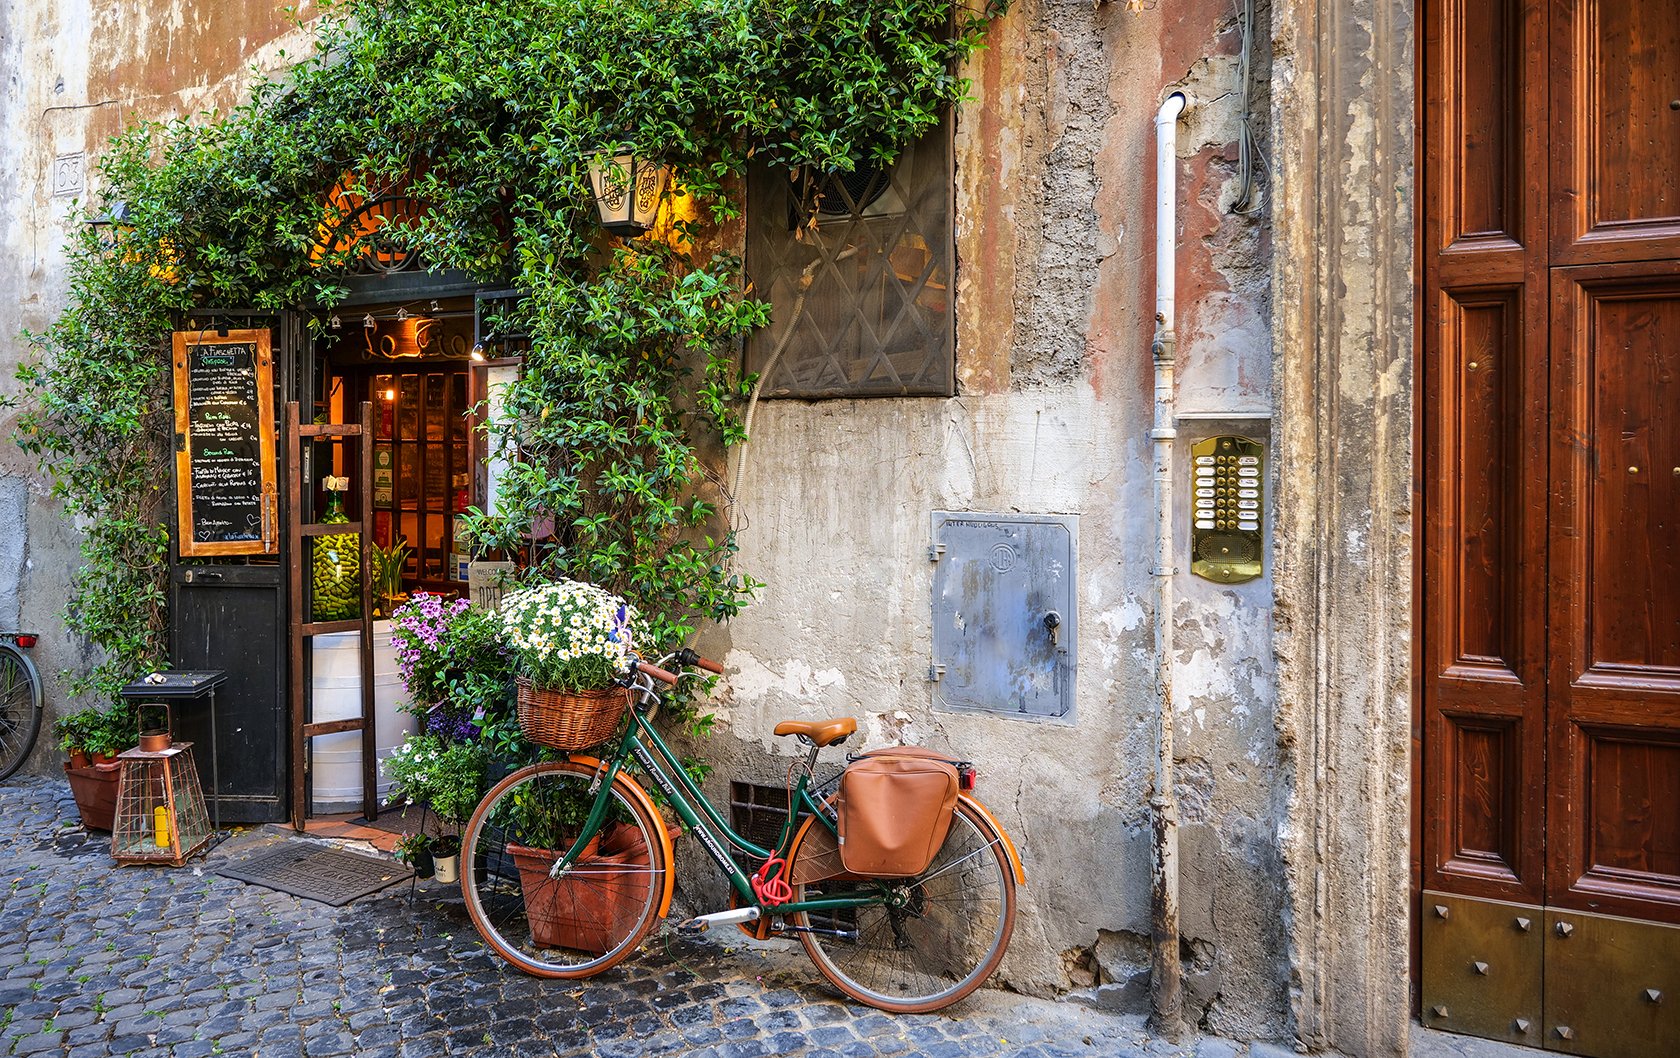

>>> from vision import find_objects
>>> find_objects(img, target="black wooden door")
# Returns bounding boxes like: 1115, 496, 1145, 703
169, 564, 288, 821
168, 310, 300, 823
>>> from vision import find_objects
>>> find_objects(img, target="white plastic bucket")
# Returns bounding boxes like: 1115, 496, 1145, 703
310, 620, 416, 813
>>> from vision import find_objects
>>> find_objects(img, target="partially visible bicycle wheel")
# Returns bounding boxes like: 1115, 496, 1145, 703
789, 800, 1017, 1012
460, 760, 667, 978
0, 643, 43, 781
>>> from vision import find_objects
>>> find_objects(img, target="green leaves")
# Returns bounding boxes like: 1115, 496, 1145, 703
15, 0, 1004, 718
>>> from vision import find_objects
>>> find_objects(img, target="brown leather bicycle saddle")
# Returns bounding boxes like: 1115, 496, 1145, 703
773, 717, 856, 746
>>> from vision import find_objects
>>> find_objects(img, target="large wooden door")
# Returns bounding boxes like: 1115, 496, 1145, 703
1422, 2, 1680, 1054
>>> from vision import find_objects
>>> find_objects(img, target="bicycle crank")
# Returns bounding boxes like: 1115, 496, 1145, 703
676, 906, 761, 933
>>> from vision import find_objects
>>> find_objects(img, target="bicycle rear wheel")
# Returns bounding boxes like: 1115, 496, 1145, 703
0, 644, 43, 781
460, 760, 667, 978
789, 799, 1017, 1012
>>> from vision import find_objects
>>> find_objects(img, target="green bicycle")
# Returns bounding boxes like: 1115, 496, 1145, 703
459, 648, 1024, 1013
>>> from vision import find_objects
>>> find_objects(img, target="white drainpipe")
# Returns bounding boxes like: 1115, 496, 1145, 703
1149, 90, 1187, 1043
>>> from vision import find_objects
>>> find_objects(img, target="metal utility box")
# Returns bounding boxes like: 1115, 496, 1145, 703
929, 512, 1076, 721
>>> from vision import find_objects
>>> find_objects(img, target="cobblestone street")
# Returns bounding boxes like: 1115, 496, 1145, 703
0, 776, 1217, 1058
3, 776, 1502, 1058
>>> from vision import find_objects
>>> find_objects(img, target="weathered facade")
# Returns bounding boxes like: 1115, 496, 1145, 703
0, 2, 1417, 1057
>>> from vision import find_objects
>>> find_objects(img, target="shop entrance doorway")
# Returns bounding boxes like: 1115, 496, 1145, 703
314, 300, 478, 598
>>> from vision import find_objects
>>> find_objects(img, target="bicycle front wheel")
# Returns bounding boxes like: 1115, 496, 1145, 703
461, 760, 668, 978
0, 644, 43, 781
790, 799, 1017, 1012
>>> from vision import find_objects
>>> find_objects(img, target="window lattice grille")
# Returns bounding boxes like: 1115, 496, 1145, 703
745, 117, 954, 399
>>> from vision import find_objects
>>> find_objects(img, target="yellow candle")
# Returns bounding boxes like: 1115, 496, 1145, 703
154, 805, 170, 848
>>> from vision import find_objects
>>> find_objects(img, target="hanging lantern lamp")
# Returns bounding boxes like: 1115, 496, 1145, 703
85, 200, 133, 252
586, 151, 668, 236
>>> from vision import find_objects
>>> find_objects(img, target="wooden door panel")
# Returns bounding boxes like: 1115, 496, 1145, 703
1431, 710, 1538, 890
1552, 0, 1680, 263
1549, 263, 1680, 921
1424, 0, 1550, 904
1424, 284, 1548, 900
1580, 290, 1680, 676
1436, 0, 1527, 251
1433, 289, 1539, 681
1586, 732, 1680, 880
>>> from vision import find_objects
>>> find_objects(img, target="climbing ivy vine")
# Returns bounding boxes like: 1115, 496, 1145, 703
14, 0, 1005, 705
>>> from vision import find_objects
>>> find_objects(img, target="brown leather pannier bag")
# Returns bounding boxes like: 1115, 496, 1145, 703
837, 747, 961, 878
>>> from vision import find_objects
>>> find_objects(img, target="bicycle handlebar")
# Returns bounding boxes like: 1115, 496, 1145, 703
677, 648, 725, 674
633, 659, 680, 685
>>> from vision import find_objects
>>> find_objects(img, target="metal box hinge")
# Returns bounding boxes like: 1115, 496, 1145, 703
927, 542, 945, 562
927, 663, 945, 683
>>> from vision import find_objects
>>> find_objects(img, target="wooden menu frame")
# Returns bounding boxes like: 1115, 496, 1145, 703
172, 328, 279, 556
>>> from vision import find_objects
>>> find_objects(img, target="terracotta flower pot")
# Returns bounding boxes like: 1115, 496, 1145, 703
67, 749, 90, 770
63, 761, 121, 832
508, 823, 651, 955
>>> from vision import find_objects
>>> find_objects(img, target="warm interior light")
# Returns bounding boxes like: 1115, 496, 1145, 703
382, 388, 395, 401
469, 344, 486, 362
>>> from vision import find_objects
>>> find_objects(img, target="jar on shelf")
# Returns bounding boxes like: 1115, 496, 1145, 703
313, 475, 361, 621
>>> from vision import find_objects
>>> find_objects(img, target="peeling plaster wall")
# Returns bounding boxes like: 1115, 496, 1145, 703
0, 0, 317, 771
704, 0, 1289, 1039
1267, 0, 1413, 1054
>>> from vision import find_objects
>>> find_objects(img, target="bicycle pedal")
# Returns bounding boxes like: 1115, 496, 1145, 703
677, 907, 761, 933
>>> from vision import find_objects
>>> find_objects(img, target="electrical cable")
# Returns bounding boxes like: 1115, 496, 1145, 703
1230, 0, 1266, 216
724, 257, 821, 533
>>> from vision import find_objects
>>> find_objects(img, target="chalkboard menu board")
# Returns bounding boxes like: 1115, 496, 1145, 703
172, 329, 278, 556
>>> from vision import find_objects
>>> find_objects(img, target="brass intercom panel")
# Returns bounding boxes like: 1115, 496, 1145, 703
1190, 435, 1264, 583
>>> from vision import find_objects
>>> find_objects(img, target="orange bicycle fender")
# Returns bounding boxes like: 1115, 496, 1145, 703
960, 794, 1026, 885
784, 810, 828, 870
567, 754, 678, 918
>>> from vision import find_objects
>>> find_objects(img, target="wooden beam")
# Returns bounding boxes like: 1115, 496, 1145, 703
302, 717, 364, 738
285, 401, 306, 832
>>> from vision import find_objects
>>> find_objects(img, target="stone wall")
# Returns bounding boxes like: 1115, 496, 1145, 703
1269, 0, 1414, 1054
697, 0, 1291, 1039
0, 0, 1416, 1052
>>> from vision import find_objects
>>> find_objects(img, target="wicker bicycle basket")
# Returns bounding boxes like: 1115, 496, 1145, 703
515, 679, 631, 750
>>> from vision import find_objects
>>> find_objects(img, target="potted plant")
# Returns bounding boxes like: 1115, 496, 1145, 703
390, 593, 515, 740
432, 833, 462, 884
497, 580, 644, 752
57, 702, 138, 831
383, 734, 487, 886
491, 768, 653, 954
508, 819, 652, 954
56, 710, 92, 769
370, 539, 411, 619
85, 704, 138, 764
393, 833, 435, 879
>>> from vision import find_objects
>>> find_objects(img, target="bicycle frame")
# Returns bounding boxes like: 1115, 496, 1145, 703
556, 692, 879, 918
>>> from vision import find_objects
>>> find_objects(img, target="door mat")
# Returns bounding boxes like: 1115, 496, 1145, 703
215, 842, 412, 906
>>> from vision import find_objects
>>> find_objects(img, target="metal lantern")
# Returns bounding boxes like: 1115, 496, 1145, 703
85, 200, 132, 252
112, 736, 213, 867
586, 152, 668, 235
